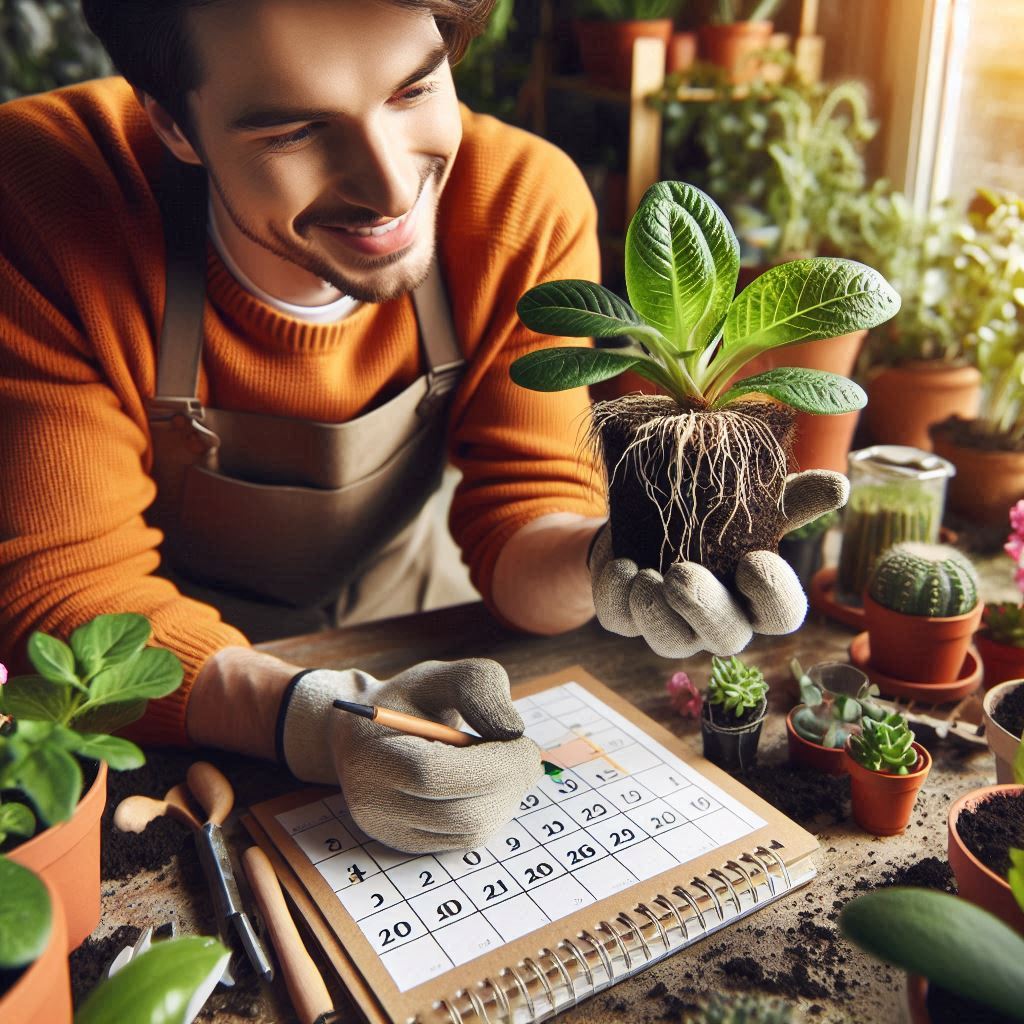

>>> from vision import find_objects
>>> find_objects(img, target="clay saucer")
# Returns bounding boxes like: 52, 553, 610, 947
848, 632, 983, 703
809, 566, 865, 630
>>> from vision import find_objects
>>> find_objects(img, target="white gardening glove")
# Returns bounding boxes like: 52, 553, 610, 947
278, 658, 542, 853
590, 470, 849, 658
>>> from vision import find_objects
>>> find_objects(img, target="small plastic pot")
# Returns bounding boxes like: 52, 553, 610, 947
785, 707, 848, 775
701, 698, 766, 774
0, 870, 73, 1024
843, 740, 931, 836
9, 759, 107, 951
982, 680, 1024, 784
948, 784, 1024, 935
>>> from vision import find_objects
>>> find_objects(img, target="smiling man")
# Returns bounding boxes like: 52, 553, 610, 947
0, 0, 842, 852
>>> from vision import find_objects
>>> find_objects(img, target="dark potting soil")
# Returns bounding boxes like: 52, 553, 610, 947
956, 790, 1024, 877
596, 396, 795, 579
931, 415, 1024, 453
737, 762, 850, 829
992, 682, 1024, 739
707, 699, 763, 730
926, 983, 1019, 1024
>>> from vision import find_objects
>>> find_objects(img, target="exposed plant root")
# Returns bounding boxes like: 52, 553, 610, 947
589, 395, 789, 568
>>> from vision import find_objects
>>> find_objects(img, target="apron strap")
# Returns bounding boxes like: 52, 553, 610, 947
411, 262, 464, 419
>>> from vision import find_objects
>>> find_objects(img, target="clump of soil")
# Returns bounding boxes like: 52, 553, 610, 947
992, 682, 1024, 739
955, 791, 1024, 876
595, 395, 794, 579
737, 762, 850, 829
70, 924, 141, 1007
873, 856, 956, 894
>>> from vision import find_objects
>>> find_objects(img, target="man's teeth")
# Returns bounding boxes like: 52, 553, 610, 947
342, 212, 407, 237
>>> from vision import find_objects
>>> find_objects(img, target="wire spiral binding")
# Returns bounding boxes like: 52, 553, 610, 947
433, 844, 789, 1024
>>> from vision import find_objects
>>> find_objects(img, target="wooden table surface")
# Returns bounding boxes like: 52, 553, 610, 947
86, 588, 1003, 1024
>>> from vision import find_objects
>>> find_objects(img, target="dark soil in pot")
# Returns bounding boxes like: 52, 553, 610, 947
992, 682, 1024, 739
926, 983, 1018, 1024
932, 415, 1024, 453
595, 396, 795, 578
956, 790, 1024, 876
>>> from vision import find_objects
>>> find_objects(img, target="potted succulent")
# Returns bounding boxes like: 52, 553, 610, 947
0, 856, 71, 1024
786, 657, 884, 775
684, 994, 793, 1023
861, 543, 981, 685
929, 191, 1024, 525
0, 613, 183, 949
976, 500, 1024, 689
512, 180, 898, 582
984, 679, 1024, 784
840, 887, 1024, 1024
777, 509, 836, 589
842, 709, 931, 835
698, 0, 786, 84
700, 654, 768, 773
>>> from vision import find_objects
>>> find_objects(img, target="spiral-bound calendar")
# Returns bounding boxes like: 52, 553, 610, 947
244, 666, 818, 1024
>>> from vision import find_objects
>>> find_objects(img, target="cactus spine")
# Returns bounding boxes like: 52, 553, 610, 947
867, 543, 978, 617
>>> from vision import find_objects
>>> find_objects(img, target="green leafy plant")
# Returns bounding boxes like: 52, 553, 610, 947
0, 855, 51, 973
782, 508, 836, 541
710, 0, 786, 23
0, 614, 183, 831
707, 655, 768, 717
866, 542, 979, 618
847, 711, 918, 775
839, 888, 1024, 1020
685, 993, 792, 1023
789, 657, 884, 749
575, 0, 681, 18
983, 603, 1024, 647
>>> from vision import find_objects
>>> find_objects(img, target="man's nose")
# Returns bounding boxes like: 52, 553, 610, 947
327, 117, 418, 218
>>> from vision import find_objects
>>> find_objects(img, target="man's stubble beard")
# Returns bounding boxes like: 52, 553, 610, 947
205, 161, 445, 304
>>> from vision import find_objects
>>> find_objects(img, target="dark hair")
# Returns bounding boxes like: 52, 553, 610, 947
81, 0, 496, 133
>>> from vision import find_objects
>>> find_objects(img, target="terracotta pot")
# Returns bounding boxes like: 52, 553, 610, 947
982, 680, 1023, 784
930, 431, 1024, 527
976, 631, 1024, 691
843, 740, 931, 835
698, 21, 774, 84
863, 361, 981, 451
906, 975, 930, 1024
574, 18, 672, 91
9, 760, 107, 951
0, 870, 73, 1024
666, 31, 697, 74
785, 707, 847, 775
948, 784, 1024, 934
863, 593, 983, 684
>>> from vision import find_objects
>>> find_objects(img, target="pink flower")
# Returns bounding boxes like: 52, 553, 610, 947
667, 671, 702, 718
1006, 535, 1024, 563
1016, 565, 1024, 595
0, 663, 6, 686
1011, 500, 1024, 537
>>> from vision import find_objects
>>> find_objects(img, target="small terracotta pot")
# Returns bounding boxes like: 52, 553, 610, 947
574, 18, 673, 91
666, 30, 697, 73
843, 740, 931, 835
864, 362, 981, 451
0, 870, 73, 1024
931, 431, 1024, 527
948, 784, 1024, 934
785, 707, 848, 775
698, 21, 774, 84
982, 681, 1024, 784
975, 630, 1024, 691
863, 593, 983, 684
9, 760, 108, 951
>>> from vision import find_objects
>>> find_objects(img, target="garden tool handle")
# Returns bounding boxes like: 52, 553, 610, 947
187, 761, 234, 825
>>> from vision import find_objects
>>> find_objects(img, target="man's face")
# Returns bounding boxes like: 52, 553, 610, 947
184, 0, 462, 303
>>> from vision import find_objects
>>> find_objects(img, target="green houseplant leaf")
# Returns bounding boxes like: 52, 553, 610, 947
720, 367, 868, 414
70, 613, 151, 678
0, 801, 36, 844
71, 700, 148, 736
0, 674, 74, 722
515, 280, 658, 340
510, 346, 674, 393
839, 888, 1024, 1019
9, 736, 82, 826
55, 729, 145, 771
27, 631, 84, 691
77, 646, 184, 713
0, 856, 51, 970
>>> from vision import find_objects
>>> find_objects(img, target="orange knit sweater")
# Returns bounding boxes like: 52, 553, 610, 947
0, 79, 605, 745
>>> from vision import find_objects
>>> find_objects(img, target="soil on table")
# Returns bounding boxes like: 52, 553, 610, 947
737, 761, 850, 829
992, 682, 1024, 739
596, 396, 795, 579
956, 790, 1024, 877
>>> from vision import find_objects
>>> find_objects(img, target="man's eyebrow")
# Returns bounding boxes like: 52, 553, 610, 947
227, 41, 450, 133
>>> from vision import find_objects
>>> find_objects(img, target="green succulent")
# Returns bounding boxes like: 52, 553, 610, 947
982, 601, 1024, 648
789, 657, 884, 749
867, 542, 978, 618
847, 712, 918, 775
686, 993, 792, 1023
707, 655, 768, 717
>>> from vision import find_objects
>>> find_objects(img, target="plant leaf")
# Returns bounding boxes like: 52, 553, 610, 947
516, 280, 652, 338
75, 936, 231, 1024
70, 613, 151, 677
78, 647, 184, 712
719, 368, 867, 414
0, 857, 51, 970
625, 182, 739, 354
11, 743, 81, 826
0, 801, 36, 840
26, 632, 84, 691
714, 258, 900, 379
64, 732, 145, 771
510, 346, 670, 393
72, 700, 148, 736
0, 674, 74, 723
840, 888, 1024, 1018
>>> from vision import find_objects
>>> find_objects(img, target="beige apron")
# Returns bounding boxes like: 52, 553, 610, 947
144, 160, 475, 641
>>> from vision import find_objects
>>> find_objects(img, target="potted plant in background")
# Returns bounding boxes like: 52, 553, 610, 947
777, 509, 835, 589
700, 654, 768, 772
976, 500, 1024, 690
0, 613, 183, 949
840, 887, 1024, 1024
512, 180, 898, 583
843, 708, 930, 835
697, 0, 786, 85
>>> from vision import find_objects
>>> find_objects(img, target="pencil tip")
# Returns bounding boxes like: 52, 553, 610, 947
332, 699, 375, 719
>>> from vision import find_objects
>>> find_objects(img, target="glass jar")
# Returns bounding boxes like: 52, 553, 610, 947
836, 445, 956, 605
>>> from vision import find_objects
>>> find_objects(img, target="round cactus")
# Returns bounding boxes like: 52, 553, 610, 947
867, 542, 978, 617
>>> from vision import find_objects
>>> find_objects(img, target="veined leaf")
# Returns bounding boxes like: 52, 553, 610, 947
510, 347, 671, 393
59, 730, 145, 771
0, 675, 74, 723
82, 647, 183, 710
625, 182, 739, 355
0, 802, 36, 841
72, 699, 147, 735
11, 743, 81, 826
0, 857, 51, 970
516, 280, 652, 338
70, 613, 151, 676
715, 258, 900, 376
27, 632, 83, 690
719, 368, 867, 414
